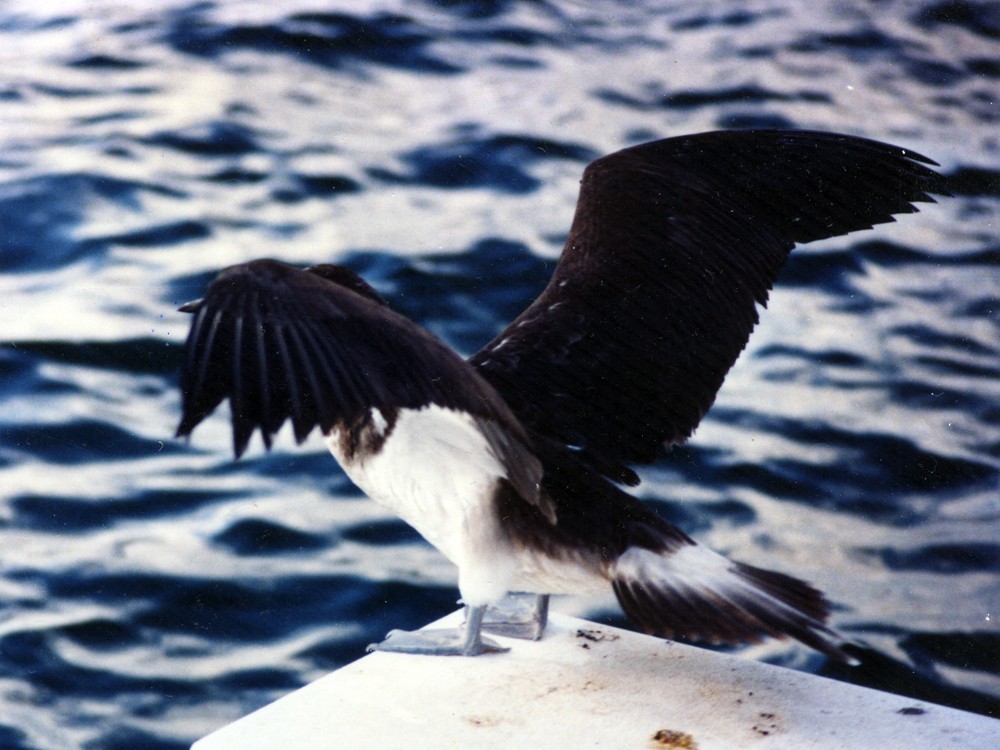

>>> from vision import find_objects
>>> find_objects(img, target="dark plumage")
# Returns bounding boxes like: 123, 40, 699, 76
177, 129, 947, 658
471, 130, 947, 481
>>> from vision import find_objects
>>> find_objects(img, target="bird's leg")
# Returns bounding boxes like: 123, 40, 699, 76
367, 604, 509, 656
480, 593, 549, 640
461, 604, 500, 654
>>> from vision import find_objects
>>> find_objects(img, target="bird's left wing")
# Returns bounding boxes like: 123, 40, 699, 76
176, 258, 532, 467
470, 130, 948, 484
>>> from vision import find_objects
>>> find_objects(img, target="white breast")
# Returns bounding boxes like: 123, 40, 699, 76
326, 405, 518, 607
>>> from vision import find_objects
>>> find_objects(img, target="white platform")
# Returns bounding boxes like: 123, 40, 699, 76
194, 611, 999, 750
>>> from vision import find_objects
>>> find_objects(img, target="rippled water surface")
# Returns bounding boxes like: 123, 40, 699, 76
1, 1, 998, 747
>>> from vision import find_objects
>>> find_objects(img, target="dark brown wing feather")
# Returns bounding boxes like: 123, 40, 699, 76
177, 258, 526, 458
470, 130, 948, 481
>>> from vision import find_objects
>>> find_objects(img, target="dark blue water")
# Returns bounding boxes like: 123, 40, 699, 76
1, 1, 998, 747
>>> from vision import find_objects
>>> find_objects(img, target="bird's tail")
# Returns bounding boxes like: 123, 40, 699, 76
611, 539, 853, 661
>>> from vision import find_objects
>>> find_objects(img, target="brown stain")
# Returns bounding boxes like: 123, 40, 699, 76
529, 677, 606, 702
650, 729, 697, 749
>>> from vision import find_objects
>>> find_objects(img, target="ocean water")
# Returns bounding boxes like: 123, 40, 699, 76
0, 1, 997, 747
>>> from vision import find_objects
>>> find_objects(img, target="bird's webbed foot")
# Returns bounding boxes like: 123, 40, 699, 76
367, 604, 509, 656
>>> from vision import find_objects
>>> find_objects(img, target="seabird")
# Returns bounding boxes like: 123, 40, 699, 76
177, 129, 946, 658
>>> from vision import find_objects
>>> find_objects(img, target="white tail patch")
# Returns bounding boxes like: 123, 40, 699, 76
615, 544, 738, 597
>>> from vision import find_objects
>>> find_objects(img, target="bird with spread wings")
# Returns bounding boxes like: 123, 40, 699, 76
178, 129, 946, 658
